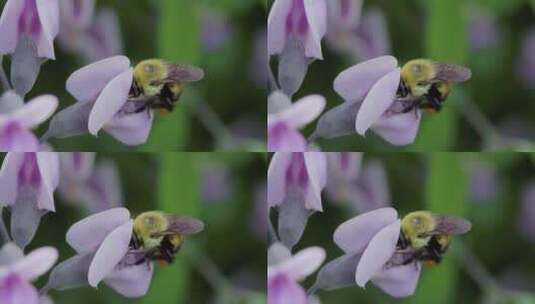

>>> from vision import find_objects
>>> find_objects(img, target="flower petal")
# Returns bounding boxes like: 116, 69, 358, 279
268, 122, 307, 152
10, 192, 44, 249
0, 152, 24, 207
0, 123, 39, 152
275, 246, 325, 281
44, 253, 94, 291
268, 273, 307, 304
276, 95, 326, 129
355, 68, 400, 136
268, 242, 292, 266
0, 274, 39, 304
309, 253, 361, 292
267, 152, 293, 208
0, 0, 25, 55
267, 0, 293, 55
334, 207, 398, 254
11, 247, 58, 281
66, 207, 130, 253
303, 152, 327, 211
355, 219, 400, 287
103, 263, 153, 298
333, 56, 398, 102
309, 99, 360, 140
372, 110, 422, 146
10, 95, 58, 128
88, 68, 133, 135
88, 220, 133, 287
103, 110, 154, 146
303, 0, 327, 59
371, 262, 422, 298
36, 0, 59, 59
36, 152, 59, 211
66, 56, 131, 102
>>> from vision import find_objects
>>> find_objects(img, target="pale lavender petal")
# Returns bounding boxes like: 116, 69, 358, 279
0, 152, 25, 206
268, 122, 307, 152
372, 263, 421, 298
267, 0, 293, 56
309, 99, 360, 140
0, 0, 25, 55
303, 0, 327, 59
66, 207, 130, 253
274, 247, 325, 281
44, 252, 94, 291
355, 68, 400, 135
310, 253, 361, 292
275, 95, 326, 129
60, 0, 95, 29
10, 247, 58, 281
352, 8, 391, 61
66, 56, 131, 102
10, 95, 58, 128
81, 8, 123, 62
104, 263, 153, 298
59, 152, 96, 181
268, 91, 292, 114
303, 152, 327, 211
0, 123, 39, 152
103, 110, 154, 146
327, 0, 362, 31
372, 110, 421, 146
355, 219, 400, 287
350, 160, 390, 213
267, 242, 292, 266
88, 220, 133, 287
267, 152, 293, 208
35, 0, 59, 59
278, 190, 310, 249
35, 153, 59, 211
268, 273, 307, 304
0, 274, 39, 304
78, 160, 123, 212
334, 207, 398, 254
333, 56, 398, 102
10, 191, 44, 248
0, 243, 24, 265
88, 68, 133, 135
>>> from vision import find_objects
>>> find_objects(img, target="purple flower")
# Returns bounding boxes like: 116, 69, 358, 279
0, 152, 59, 247
46, 208, 153, 297
200, 7, 233, 52
0, 243, 58, 304
63, 55, 153, 145
326, 0, 362, 34
467, 161, 498, 203
58, 153, 123, 213
201, 162, 232, 204
0, 94, 58, 152
517, 27, 535, 88
467, 6, 498, 51
518, 181, 535, 243
268, 91, 325, 152
268, 0, 327, 60
313, 207, 421, 298
351, 8, 391, 61
312, 56, 421, 146
325, 152, 362, 203
0, 0, 60, 59
268, 243, 325, 304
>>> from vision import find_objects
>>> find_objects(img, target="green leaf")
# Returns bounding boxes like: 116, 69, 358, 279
141, 0, 200, 151
411, 0, 466, 151
139, 154, 200, 304
408, 154, 466, 304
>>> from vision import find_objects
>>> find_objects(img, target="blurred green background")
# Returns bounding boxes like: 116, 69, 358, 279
0, 152, 267, 303
291, 152, 535, 303
284, 0, 535, 151
0, 0, 266, 151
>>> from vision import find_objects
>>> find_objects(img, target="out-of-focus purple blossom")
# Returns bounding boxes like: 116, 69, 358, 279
268, 91, 325, 152
0, 93, 58, 152
0, 152, 59, 247
201, 7, 233, 52
250, 183, 267, 240
58, 153, 123, 213
467, 6, 498, 51
201, 162, 232, 203
312, 207, 421, 298
326, 152, 362, 204
58, 0, 123, 63
467, 161, 498, 203
0, 243, 58, 304
516, 27, 535, 88
268, 242, 325, 304
45, 208, 153, 297
311, 56, 421, 146
250, 29, 267, 88
0, 0, 59, 59
268, 0, 327, 60
518, 181, 535, 243
45, 56, 153, 145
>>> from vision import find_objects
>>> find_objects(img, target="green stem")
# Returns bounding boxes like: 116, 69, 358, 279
454, 97, 501, 147
183, 241, 229, 291
187, 97, 234, 150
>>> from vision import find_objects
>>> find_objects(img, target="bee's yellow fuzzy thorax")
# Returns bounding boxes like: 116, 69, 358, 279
133, 59, 169, 95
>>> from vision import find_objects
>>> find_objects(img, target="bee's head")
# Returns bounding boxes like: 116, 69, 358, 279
133, 211, 168, 239
133, 59, 168, 88
401, 59, 435, 96
401, 211, 436, 248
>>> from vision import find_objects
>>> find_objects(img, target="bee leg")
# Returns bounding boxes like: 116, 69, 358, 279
158, 246, 175, 264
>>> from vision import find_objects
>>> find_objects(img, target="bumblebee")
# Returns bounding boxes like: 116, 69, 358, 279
396, 211, 471, 266
130, 211, 204, 265
126, 59, 204, 113
396, 59, 472, 113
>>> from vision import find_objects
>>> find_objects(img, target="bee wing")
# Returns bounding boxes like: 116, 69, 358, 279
432, 214, 472, 235
431, 63, 472, 83
166, 63, 205, 83
165, 215, 205, 235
